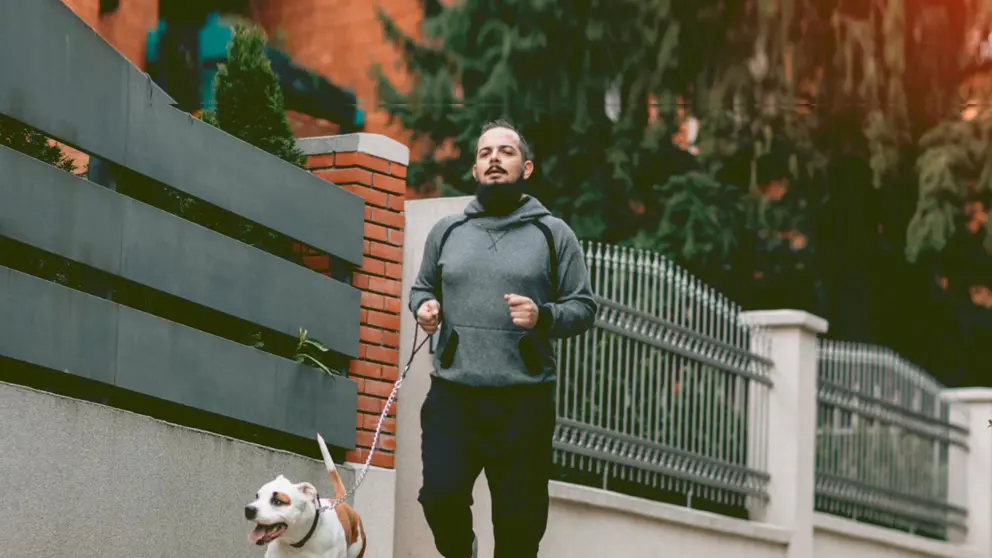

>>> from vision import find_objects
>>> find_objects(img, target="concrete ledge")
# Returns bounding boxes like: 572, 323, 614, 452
814, 514, 982, 558
297, 133, 410, 165
943, 387, 992, 404
549, 481, 792, 546
0, 381, 395, 558
740, 309, 829, 335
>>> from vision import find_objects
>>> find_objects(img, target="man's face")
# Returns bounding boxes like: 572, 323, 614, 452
472, 127, 534, 185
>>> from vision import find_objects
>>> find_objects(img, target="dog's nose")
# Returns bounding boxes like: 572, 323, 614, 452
244, 505, 257, 520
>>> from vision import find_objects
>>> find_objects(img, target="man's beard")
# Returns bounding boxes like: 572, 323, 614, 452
475, 175, 526, 215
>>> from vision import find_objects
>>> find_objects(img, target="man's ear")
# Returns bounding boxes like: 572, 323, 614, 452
296, 482, 317, 500
523, 160, 534, 180
471, 165, 478, 182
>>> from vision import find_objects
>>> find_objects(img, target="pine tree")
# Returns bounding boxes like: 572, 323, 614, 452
375, 0, 752, 282
203, 24, 305, 168
377, 0, 992, 313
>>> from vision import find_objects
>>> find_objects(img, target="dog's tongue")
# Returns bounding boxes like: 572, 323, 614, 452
248, 525, 269, 545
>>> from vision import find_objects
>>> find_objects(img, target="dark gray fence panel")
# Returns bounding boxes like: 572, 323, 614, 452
0, 265, 119, 385
0, 146, 360, 358
0, 0, 364, 266
0, 266, 358, 449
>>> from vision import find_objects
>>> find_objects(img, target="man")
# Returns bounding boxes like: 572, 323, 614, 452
408, 119, 598, 558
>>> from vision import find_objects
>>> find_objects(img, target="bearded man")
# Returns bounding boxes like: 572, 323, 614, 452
408, 119, 597, 558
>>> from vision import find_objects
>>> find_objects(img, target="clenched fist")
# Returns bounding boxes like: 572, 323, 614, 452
505, 293, 539, 329
417, 300, 441, 334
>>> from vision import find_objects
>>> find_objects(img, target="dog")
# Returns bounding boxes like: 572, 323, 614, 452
245, 434, 366, 557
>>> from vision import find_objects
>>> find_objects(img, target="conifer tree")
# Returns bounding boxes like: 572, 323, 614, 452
374, 0, 748, 281
203, 24, 305, 168
377, 0, 992, 315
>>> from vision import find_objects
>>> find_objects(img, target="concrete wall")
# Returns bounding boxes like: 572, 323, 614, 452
813, 515, 981, 558
542, 482, 789, 558
0, 381, 396, 558
394, 196, 475, 557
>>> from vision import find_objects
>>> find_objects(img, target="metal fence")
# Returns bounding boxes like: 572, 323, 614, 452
552, 242, 773, 514
815, 339, 969, 536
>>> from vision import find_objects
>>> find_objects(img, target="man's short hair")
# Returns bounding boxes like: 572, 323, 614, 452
477, 119, 534, 161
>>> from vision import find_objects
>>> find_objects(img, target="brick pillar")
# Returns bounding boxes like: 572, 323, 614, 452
298, 134, 408, 469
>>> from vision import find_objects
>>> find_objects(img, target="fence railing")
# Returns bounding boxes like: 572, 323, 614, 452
553, 242, 773, 515
0, 0, 364, 452
815, 339, 970, 537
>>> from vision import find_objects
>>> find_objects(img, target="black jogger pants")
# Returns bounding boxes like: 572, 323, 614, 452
418, 376, 556, 558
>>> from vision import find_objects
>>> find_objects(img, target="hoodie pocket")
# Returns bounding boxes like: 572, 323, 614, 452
438, 325, 544, 377
517, 334, 544, 376
438, 328, 459, 369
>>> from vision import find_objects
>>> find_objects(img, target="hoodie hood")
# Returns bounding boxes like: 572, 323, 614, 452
464, 195, 552, 229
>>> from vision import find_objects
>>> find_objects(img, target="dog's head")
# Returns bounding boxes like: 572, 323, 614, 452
244, 474, 319, 546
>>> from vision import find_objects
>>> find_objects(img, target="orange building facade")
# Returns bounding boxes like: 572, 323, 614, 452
60, 0, 423, 143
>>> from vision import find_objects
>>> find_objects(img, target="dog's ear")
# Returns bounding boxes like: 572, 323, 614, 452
296, 482, 317, 499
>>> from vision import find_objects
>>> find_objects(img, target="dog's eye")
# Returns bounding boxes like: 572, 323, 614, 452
270, 495, 284, 506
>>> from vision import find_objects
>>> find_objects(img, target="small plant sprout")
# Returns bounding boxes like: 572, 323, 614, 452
294, 328, 339, 376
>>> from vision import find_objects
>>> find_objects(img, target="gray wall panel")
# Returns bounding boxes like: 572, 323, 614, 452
0, 145, 360, 357
0, 267, 358, 448
0, 0, 365, 265
0, 267, 118, 385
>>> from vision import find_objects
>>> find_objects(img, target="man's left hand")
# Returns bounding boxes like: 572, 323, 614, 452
505, 293, 539, 329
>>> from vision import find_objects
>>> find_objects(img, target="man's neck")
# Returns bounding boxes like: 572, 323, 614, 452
480, 195, 526, 216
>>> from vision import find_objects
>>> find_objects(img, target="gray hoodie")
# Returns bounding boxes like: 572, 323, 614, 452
409, 195, 598, 387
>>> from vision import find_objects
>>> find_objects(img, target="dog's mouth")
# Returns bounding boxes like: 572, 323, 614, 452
248, 522, 287, 546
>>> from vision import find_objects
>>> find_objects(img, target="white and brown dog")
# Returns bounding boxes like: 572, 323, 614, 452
245, 434, 366, 557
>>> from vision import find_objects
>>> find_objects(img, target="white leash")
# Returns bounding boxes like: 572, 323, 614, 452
320, 326, 430, 511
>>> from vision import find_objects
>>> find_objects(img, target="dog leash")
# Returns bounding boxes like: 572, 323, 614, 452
318, 325, 431, 512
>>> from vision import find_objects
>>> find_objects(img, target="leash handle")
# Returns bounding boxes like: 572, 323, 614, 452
321, 325, 431, 511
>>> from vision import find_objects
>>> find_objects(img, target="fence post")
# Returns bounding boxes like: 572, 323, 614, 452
942, 388, 992, 554
740, 309, 828, 558
299, 133, 409, 470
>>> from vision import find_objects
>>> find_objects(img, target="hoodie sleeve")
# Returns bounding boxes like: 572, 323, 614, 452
408, 219, 445, 317
537, 222, 598, 338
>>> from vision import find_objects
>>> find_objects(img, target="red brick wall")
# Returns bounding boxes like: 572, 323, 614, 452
97, 0, 159, 70
57, 0, 159, 173
253, 0, 422, 145
60, 0, 158, 70
306, 145, 407, 469
62, 0, 99, 27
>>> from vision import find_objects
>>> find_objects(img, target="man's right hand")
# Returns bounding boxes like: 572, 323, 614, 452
417, 300, 441, 334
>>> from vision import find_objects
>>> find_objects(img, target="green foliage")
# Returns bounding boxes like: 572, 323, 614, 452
377, 0, 992, 306
203, 24, 305, 168
906, 118, 992, 262
374, 0, 710, 246
374, 0, 826, 286
293, 328, 340, 376
625, 171, 744, 271
0, 115, 76, 172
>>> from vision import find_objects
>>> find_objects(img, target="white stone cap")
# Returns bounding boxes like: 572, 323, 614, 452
297, 133, 410, 166
943, 387, 992, 404
739, 309, 829, 335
